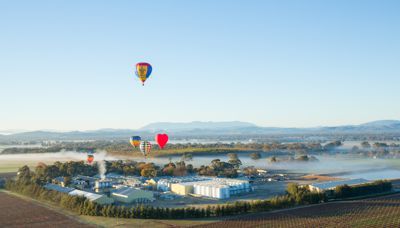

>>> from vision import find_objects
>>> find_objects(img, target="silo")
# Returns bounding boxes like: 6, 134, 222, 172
220, 187, 226, 199
214, 186, 219, 199
205, 185, 210, 197
225, 187, 231, 199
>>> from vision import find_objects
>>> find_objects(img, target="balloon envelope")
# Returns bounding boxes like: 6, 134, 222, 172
87, 154, 94, 164
139, 141, 152, 156
155, 134, 169, 149
135, 62, 152, 85
130, 136, 141, 148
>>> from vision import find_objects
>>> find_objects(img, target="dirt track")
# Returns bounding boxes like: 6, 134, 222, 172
0, 192, 94, 228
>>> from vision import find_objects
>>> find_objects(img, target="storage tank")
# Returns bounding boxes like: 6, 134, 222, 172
224, 187, 230, 199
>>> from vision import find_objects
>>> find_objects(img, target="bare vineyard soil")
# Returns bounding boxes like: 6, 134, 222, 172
0, 192, 93, 228
195, 193, 400, 228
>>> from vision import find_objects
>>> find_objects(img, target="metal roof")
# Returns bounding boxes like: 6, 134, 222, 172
68, 189, 104, 201
112, 186, 147, 197
44, 183, 75, 193
310, 178, 369, 190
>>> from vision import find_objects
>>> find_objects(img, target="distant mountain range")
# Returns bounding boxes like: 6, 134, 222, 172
140, 121, 257, 131
1, 120, 400, 141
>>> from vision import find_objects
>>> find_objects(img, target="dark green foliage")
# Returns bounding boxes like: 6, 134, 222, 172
196, 159, 238, 177
334, 180, 392, 198
323, 141, 343, 150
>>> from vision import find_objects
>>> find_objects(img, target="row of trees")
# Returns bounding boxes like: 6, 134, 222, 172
334, 180, 392, 198
351, 141, 400, 158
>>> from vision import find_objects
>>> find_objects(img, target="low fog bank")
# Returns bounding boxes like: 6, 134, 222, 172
0, 150, 120, 163
1, 151, 400, 180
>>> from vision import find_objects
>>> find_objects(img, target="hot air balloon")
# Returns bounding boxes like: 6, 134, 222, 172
135, 62, 152, 86
155, 133, 169, 149
130, 136, 141, 148
87, 154, 94, 164
139, 141, 152, 157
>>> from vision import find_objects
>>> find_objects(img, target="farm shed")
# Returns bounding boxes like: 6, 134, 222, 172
68, 189, 114, 205
44, 183, 75, 193
308, 178, 370, 193
111, 186, 155, 204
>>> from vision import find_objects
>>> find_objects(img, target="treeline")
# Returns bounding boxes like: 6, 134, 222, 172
2, 140, 330, 156
106, 160, 195, 178
104, 159, 240, 178
29, 162, 98, 185
334, 180, 392, 198
104, 141, 329, 156
5, 180, 89, 214
350, 141, 400, 159
5, 177, 325, 219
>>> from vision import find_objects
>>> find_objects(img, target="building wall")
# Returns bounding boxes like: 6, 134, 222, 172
171, 183, 193, 195
193, 185, 230, 199
111, 190, 154, 204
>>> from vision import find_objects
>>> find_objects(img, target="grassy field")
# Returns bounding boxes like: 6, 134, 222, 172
195, 193, 400, 228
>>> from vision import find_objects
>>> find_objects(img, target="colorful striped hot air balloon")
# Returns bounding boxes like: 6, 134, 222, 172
139, 141, 152, 157
130, 136, 141, 148
135, 62, 152, 86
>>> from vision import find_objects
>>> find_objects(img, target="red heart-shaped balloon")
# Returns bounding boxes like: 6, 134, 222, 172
155, 134, 169, 149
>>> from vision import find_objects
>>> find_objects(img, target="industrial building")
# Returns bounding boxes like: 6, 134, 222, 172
68, 189, 114, 205
94, 179, 113, 193
170, 182, 195, 196
123, 177, 142, 187
169, 178, 251, 199
44, 183, 75, 193
157, 176, 211, 192
193, 183, 230, 199
193, 178, 251, 199
308, 178, 370, 193
111, 186, 155, 204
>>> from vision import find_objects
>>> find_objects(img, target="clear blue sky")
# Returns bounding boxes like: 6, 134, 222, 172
1, 0, 399, 131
